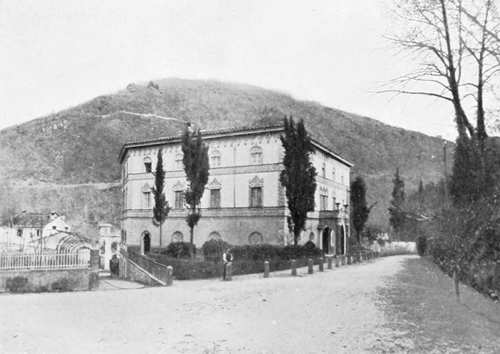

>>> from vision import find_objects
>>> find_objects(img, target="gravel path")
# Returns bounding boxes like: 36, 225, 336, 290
0, 256, 407, 353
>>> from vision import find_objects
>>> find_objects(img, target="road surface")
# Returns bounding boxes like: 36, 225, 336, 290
1, 255, 499, 353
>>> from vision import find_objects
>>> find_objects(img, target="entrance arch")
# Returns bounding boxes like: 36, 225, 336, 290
322, 227, 331, 254
141, 231, 151, 254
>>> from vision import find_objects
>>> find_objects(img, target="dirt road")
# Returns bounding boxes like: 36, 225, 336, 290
1, 255, 498, 353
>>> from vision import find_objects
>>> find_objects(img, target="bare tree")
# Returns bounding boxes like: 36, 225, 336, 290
383, 0, 500, 142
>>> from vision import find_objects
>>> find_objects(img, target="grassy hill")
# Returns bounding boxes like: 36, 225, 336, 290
0, 78, 452, 231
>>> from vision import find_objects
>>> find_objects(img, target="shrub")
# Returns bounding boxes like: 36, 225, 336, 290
149, 255, 221, 280
201, 239, 231, 262
416, 235, 427, 256
6, 276, 29, 293
51, 278, 73, 292
162, 242, 196, 258
231, 244, 283, 261
280, 244, 322, 259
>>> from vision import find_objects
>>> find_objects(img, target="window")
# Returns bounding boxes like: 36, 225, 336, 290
250, 146, 263, 164
175, 191, 185, 209
341, 175, 344, 185
210, 149, 221, 167
17, 229, 22, 237
248, 232, 264, 245
332, 167, 336, 180
123, 187, 128, 210
320, 194, 328, 210
250, 187, 263, 207
143, 156, 152, 173
52, 226, 56, 230
141, 183, 152, 209
143, 191, 151, 208
175, 153, 183, 170
210, 189, 221, 208
321, 163, 326, 178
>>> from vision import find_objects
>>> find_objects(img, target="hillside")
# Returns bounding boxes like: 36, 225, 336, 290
0, 78, 452, 231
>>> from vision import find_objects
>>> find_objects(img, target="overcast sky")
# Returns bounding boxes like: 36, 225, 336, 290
0, 0, 457, 138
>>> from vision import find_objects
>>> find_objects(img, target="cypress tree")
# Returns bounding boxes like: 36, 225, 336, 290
388, 168, 406, 236
182, 127, 209, 246
350, 176, 370, 244
152, 149, 171, 248
279, 116, 317, 246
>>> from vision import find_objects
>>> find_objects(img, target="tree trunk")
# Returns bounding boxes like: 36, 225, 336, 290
190, 226, 195, 259
159, 222, 162, 249
453, 268, 460, 301
293, 228, 300, 246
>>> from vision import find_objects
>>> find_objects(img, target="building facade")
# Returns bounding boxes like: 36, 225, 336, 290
119, 125, 352, 254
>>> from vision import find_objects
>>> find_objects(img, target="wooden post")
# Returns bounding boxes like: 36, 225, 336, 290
327, 256, 333, 269
166, 266, 173, 286
307, 258, 313, 274
291, 259, 297, 276
264, 261, 270, 278
319, 258, 324, 272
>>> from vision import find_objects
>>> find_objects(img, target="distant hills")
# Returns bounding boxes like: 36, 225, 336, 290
0, 78, 452, 231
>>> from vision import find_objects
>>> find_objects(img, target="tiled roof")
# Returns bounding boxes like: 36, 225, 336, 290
13, 213, 49, 228
119, 123, 353, 167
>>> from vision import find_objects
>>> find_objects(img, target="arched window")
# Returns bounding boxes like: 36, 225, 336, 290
171, 231, 184, 243
175, 153, 183, 170
144, 156, 152, 173
210, 149, 221, 167
250, 146, 263, 164
208, 231, 222, 240
248, 232, 264, 245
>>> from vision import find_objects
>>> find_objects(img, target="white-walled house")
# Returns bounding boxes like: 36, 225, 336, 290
98, 223, 121, 270
119, 124, 353, 254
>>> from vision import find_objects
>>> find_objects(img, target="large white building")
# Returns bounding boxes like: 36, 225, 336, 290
119, 125, 352, 254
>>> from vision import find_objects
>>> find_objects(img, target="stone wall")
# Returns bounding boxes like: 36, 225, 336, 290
0, 268, 95, 293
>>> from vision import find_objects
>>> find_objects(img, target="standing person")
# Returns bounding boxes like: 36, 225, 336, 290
222, 248, 233, 280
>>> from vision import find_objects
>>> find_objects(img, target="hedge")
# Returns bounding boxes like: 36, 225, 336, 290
200, 241, 322, 263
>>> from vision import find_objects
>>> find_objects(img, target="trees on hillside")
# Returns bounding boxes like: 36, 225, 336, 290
279, 116, 317, 246
182, 127, 209, 246
388, 168, 406, 237
152, 149, 170, 248
350, 176, 371, 243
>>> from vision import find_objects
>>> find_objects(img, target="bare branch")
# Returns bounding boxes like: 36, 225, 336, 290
377, 89, 453, 102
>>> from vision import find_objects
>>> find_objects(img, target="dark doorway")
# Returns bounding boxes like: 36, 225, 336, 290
143, 232, 151, 253
336, 226, 345, 255
322, 227, 330, 254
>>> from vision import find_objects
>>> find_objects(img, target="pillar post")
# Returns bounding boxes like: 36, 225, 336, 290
291, 259, 297, 276
307, 258, 314, 274
166, 266, 174, 286
264, 261, 270, 278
